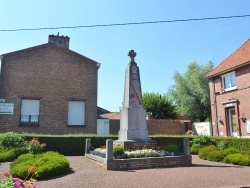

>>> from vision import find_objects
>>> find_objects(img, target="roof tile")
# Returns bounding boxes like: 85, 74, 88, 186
207, 39, 250, 77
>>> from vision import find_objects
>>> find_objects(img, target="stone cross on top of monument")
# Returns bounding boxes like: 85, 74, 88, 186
123, 50, 143, 107
128, 50, 136, 63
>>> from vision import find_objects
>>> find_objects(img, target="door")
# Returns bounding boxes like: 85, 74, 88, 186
97, 119, 110, 135
228, 108, 236, 137
184, 122, 188, 133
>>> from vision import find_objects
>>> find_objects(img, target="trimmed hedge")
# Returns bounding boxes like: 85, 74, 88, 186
21, 134, 185, 156
190, 136, 250, 153
10, 151, 70, 180
23, 134, 118, 156
149, 135, 184, 152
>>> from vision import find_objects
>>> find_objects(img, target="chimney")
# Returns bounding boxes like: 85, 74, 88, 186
48, 32, 70, 49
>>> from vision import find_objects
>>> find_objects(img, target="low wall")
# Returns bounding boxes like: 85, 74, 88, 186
109, 119, 185, 135
106, 155, 192, 170
85, 139, 192, 170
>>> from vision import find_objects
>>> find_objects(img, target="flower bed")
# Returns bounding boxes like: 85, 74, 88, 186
85, 139, 191, 170
0, 168, 40, 188
90, 145, 183, 159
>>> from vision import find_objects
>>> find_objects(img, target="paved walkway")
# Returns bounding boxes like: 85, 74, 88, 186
1, 155, 250, 188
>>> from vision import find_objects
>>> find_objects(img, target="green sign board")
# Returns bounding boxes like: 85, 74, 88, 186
0, 103, 14, 114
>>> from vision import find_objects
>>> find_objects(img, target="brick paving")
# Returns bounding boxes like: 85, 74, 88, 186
1, 155, 250, 188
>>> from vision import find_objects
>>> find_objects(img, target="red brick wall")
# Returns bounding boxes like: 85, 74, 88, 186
209, 64, 250, 137
109, 119, 185, 135
0, 44, 98, 134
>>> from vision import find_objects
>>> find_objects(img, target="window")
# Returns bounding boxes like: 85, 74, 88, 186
68, 101, 85, 126
222, 72, 237, 91
246, 120, 250, 134
0, 55, 3, 74
21, 99, 40, 125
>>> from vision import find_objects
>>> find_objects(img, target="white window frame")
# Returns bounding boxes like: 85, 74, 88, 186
68, 101, 85, 126
221, 71, 237, 91
246, 120, 250, 134
20, 99, 40, 125
0, 55, 3, 74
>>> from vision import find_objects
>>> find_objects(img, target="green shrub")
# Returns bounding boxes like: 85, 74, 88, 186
27, 138, 46, 157
190, 146, 200, 155
0, 146, 27, 162
217, 140, 229, 150
198, 145, 217, 160
223, 147, 240, 155
113, 145, 124, 157
10, 151, 70, 180
206, 150, 227, 162
164, 144, 179, 152
202, 147, 241, 163
191, 135, 216, 148
0, 132, 26, 148
223, 153, 250, 166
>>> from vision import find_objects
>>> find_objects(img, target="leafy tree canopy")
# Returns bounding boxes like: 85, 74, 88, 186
143, 92, 177, 119
168, 61, 213, 122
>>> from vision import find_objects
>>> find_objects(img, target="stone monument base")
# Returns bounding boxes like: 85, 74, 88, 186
113, 139, 157, 149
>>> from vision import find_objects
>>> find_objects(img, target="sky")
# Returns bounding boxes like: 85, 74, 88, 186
1, 1, 250, 112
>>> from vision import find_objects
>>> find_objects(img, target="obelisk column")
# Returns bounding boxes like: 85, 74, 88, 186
114, 50, 156, 148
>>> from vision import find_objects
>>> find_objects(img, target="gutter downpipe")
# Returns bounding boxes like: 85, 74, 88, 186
211, 77, 219, 136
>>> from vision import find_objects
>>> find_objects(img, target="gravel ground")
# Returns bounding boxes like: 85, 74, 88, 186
1, 155, 250, 188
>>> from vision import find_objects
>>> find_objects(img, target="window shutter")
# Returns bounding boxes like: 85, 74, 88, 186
21, 99, 40, 115
68, 101, 85, 125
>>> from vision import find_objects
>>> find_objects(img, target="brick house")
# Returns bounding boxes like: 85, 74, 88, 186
206, 39, 250, 137
0, 34, 100, 134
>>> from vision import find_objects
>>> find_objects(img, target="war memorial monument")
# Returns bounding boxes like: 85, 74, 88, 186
113, 50, 156, 148
85, 50, 191, 170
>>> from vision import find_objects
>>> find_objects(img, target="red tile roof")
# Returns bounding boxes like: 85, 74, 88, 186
101, 112, 120, 120
207, 39, 250, 77
2, 43, 98, 64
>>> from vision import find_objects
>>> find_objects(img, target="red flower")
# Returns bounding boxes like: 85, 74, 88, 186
3, 172, 9, 177
151, 146, 157, 150
28, 167, 37, 173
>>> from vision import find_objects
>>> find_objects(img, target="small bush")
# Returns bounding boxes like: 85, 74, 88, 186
223, 153, 250, 166
190, 146, 203, 155
206, 150, 227, 162
27, 138, 46, 157
0, 146, 27, 162
198, 145, 217, 160
113, 145, 124, 157
191, 135, 216, 148
0, 132, 26, 148
164, 144, 179, 152
10, 151, 70, 180
217, 140, 229, 150
223, 147, 240, 155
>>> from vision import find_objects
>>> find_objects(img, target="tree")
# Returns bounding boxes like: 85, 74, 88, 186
143, 92, 177, 119
168, 61, 213, 122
